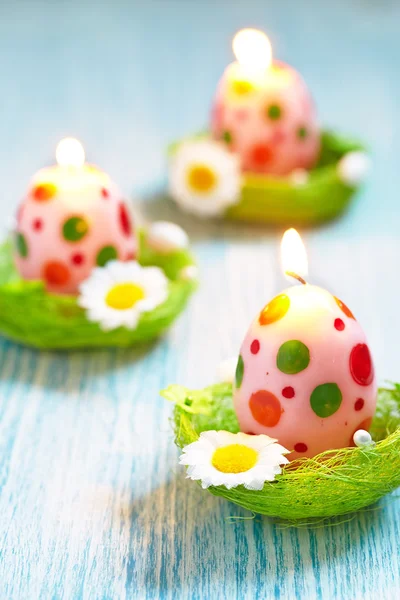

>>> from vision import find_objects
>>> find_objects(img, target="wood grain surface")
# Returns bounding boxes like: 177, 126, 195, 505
0, 1, 399, 598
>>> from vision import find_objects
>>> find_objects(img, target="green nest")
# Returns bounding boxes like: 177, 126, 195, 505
171, 130, 366, 226
162, 382, 400, 522
0, 231, 196, 350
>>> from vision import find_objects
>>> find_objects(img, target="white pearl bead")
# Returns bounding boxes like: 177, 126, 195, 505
353, 429, 374, 448
337, 151, 371, 186
179, 265, 198, 282
289, 168, 309, 186
216, 356, 238, 384
147, 221, 189, 254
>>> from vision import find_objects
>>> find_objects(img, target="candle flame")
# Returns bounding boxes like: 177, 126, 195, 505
232, 28, 272, 71
281, 228, 308, 282
56, 138, 85, 168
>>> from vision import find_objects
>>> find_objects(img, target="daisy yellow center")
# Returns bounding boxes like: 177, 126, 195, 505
105, 283, 145, 310
187, 164, 217, 194
211, 444, 258, 474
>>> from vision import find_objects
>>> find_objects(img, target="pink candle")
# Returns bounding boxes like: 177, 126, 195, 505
233, 230, 376, 460
14, 138, 137, 295
211, 29, 320, 176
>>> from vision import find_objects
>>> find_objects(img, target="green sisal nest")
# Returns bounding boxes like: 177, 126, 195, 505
170, 130, 367, 226
162, 382, 400, 522
0, 230, 196, 350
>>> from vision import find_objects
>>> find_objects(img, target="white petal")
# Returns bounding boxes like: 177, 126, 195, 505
199, 430, 237, 447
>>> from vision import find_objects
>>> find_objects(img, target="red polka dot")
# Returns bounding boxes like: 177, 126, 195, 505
250, 143, 273, 167
71, 252, 85, 266
282, 386, 295, 399
334, 296, 356, 320
119, 203, 132, 237
350, 344, 374, 386
250, 340, 260, 354
43, 261, 70, 285
101, 188, 109, 198
245, 431, 256, 435
334, 318, 345, 331
249, 390, 283, 427
125, 251, 136, 261
354, 398, 365, 411
294, 442, 308, 453
32, 218, 43, 231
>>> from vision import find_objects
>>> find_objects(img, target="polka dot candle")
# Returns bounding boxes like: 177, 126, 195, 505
233, 230, 377, 459
14, 139, 137, 294
211, 29, 320, 176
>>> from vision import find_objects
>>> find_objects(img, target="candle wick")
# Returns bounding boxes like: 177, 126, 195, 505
286, 271, 307, 285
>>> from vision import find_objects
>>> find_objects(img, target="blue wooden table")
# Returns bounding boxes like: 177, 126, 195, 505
0, 1, 399, 598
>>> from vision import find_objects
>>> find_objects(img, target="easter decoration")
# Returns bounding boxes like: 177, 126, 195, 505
167, 29, 370, 225
162, 230, 400, 522
0, 139, 197, 350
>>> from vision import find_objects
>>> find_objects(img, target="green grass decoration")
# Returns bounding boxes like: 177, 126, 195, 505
0, 230, 196, 350
162, 383, 400, 522
169, 130, 366, 226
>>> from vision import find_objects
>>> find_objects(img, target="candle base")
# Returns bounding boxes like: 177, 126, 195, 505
167, 130, 368, 225
0, 228, 197, 350
162, 382, 400, 523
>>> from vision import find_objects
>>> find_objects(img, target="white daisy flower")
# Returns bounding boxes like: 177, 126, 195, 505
179, 430, 289, 491
78, 260, 169, 331
169, 139, 241, 217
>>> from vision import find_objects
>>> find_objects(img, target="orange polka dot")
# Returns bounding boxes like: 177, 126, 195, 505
334, 296, 356, 320
259, 294, 290, 326
249, 390, 283, 427
43, 261, 70, 285
32, 183, 57, 201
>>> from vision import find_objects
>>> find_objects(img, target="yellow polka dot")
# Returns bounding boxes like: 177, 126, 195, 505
212, 444, 257, 473
187, 164, 217, 194
105, 283, 145, 310
259, 294, 290, 326
231, 79, 254, 96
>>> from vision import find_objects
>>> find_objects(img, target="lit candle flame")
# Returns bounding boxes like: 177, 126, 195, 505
281, 228, 308, 283
232, 28, 272, 71
56, 138, 85, 168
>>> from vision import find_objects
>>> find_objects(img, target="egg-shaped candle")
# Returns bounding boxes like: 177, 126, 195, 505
211, 29, 320, 176
233, 229, 377, 460
14, 138, 137, 294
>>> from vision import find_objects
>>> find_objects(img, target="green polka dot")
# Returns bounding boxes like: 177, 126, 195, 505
297, 126, 308, 140
15, 232, 28, 258
276, 340, 310, 374
96, 245, 118, 267
223, 130, 233, 144
310, 383, 342, 418
235, 355, 244, 388
63, 216, 89, 242
267, 104, 282, 120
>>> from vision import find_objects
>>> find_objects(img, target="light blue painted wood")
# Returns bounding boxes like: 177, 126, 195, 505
0, 1, 399, 598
